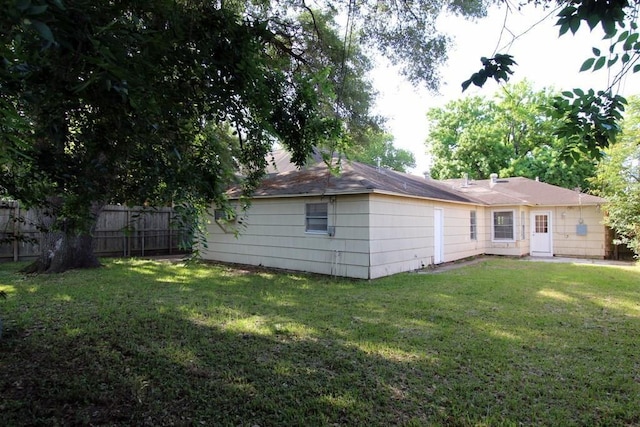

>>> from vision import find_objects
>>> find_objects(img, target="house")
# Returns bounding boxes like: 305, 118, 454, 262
202, 151, 608, 279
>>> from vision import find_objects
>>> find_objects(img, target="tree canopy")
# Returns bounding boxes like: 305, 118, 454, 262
1, 0, 492, 272
2, 1, 339, 272
348, 130, 416, 173
591, 95, 640, 256
4, 0, 632, 272
463, 0, 639, 157
426, 80, 598, 189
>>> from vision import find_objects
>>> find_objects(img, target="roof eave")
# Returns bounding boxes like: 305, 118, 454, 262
226, 189, 375, 200
228, 188, 483, 206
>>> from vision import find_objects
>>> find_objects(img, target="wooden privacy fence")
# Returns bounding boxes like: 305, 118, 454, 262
0, 201, 190, 262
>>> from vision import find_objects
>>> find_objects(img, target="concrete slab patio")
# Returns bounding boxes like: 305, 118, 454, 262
420, 255, 637, 274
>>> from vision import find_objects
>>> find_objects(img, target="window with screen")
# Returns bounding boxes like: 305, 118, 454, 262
470, 210, 477, 240
493, 210, 515, 241
305, 203, 328, 233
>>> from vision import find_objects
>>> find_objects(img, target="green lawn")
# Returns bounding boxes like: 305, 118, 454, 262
0, 258, 639, 426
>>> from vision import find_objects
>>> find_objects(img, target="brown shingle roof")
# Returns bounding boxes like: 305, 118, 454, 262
442, 177, 605, 206
229, 150, 478, 204
231, 150, 606, 207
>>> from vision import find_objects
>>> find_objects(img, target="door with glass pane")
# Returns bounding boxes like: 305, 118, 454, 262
530, 211, 552, 256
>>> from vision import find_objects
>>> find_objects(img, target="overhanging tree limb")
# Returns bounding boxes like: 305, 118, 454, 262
462, 0, 639, 157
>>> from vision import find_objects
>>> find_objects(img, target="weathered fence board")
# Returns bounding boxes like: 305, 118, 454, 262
0, 201, 190, 262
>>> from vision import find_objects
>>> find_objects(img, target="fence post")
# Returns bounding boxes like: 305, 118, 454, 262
141, 211, 145, 257
168, 209, 172, 255
13, 201, 19, 262
125, 207, 130, 257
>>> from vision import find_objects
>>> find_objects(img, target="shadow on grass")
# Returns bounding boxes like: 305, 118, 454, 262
0, 258, 639, 425
1, 305, 430, 425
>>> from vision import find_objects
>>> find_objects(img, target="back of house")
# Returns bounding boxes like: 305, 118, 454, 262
202, 151, 609, 279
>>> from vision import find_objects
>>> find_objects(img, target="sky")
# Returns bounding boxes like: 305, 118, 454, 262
371, 3, 640, 175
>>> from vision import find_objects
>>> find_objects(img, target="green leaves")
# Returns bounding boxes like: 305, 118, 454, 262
15, 0, 48, 14
591, 96, 640, 256
29, 19, 54, 43
428, 81, 599, 189
552, 1, 637, 159
556, 0, 627, 37
557, 6, 581, 36
579, 57, 595, 72
556, 1, 639, 98
349, 131, 416, 173
461, 0, 636, 170
461, 54, 517, 91
2, 0, 381, 262
579, 24, 640, 74
4, 0, 70, 49
551, 89, 627, 160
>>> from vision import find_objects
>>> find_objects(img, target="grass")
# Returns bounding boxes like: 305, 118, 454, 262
0, 258, 639, 426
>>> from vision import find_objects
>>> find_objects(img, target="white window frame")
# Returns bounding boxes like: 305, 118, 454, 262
470, 210, 477, 240
492, 210, 516, 242
305, 202, 328, 234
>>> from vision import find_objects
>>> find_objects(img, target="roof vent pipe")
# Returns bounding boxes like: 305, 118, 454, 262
462, 173, 469, 187
490, 173, 498, 187
423, 171, 431, 180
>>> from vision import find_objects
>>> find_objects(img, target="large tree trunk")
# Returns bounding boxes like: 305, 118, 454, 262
22, 230, 102, 274
21, 203, 103, 274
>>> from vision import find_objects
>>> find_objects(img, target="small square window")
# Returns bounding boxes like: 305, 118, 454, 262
535, 214, 548, 233
306, 203, 328, 233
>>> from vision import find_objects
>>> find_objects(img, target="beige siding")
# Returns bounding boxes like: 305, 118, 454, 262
551, 205, 606, 258
368, 195, 431, 278
440, 202, 487, 262
368, 196, 485, 279
204, 193, 608, 279
482, 207, 530, 257
206, 193, 488, 280
480, 205, 606, 259
203, 195, 372, 279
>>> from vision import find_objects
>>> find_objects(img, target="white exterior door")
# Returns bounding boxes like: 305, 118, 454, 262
530, 211, 552, 256
434, 208, 444, 264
